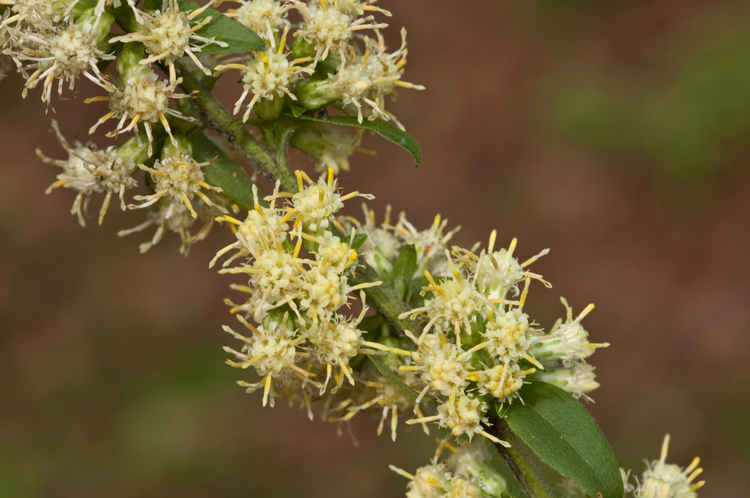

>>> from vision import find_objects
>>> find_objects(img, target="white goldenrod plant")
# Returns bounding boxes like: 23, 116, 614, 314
1, 1, 706, 497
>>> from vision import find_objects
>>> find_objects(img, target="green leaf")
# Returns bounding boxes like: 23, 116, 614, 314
368, 355, 434, 403
349, 233, 368, 251
178, 1, 264, 54
189, 132, 259, 210
295, 115, 422, 166
502, 382, 623, 498
392, 244, 417, 299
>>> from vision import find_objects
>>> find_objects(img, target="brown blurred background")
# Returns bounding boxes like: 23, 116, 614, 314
2, 0, 750, 496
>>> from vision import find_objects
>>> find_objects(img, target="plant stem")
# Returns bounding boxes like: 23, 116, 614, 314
174, 62, 423, 337
174, 62, 298, 192
490, 416, 557, 498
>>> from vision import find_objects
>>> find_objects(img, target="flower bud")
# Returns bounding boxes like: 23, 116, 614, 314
255, 96, 284, 121
530, 363, 600, 400
76, 6, 115, 49
116, 135, 152, 164
295, 76, 337, 110
290, 124, 359, 173
160, 133, 193, 160
117, 42, 147, 81
316, 51, 343, 77
290, 36, 316, 62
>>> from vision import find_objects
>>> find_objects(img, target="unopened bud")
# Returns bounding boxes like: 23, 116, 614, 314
160, 134, 193, 160
116, 42, 146, 81
255, 96, 284, 121
295, 76, 337, 110
116, 135, 152, 164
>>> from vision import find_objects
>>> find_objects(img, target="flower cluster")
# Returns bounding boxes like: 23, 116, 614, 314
221, 196, 610, 449
4, 0, 423, 239
219, 169, 381, 407
329, 209, 607, 445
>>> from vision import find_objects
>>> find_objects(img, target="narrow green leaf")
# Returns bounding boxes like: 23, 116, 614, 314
349, 233, 368, 251
368, 355, 434, 403
178, 1, 264, 54
392, 244, 417, 299
502, 382, 623, 498
295, 115, 422, 166
189, 132, 258, 210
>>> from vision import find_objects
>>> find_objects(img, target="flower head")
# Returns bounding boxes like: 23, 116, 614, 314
215, 27, 313, 121
18, 20, 113, 103
130, 139, 224, 220
530, 298, 609, 367
474, 362, 532, 405
89, 64, 191, 150
110, 0, 227, 83
37, 120, 140, 226
293, 0, 386, 62
636, 435, 705, 498
224, 313, 316, 407
226, 0, 292, 48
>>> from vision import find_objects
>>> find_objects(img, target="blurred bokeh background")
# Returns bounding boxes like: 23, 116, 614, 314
2, 0, 750, 496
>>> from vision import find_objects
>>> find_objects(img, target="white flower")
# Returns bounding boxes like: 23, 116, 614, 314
415, 333, 470, 397
436, 392, 486, 439
19, 22, 113, 103
37, 120, 138, 226
226, 0, 292, 48
338, 29, 423, 127
402, 263, 487, 342
118, 201, 203, 254
290, 168, 372, 232
299, 265, 347, 319
223, 313, 315, 407
344, 204, 401, 270
530, 298, 608, 366
5, 0, 66, 27
110, 0, 227, 83
215, 32, 313, 121
474, 362, 531, 405
444, 477, 483, 498
453, 232, 550, 301
89, 67, 191, 149
313, 231, 358, 272
395, 212, 460, 275
210, 183, 290, 268
636, 435, 704, 498
130, 149, 224, 219
484, 307, 533, 361
390, 463, 449, 498
293, 0, 386, 61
